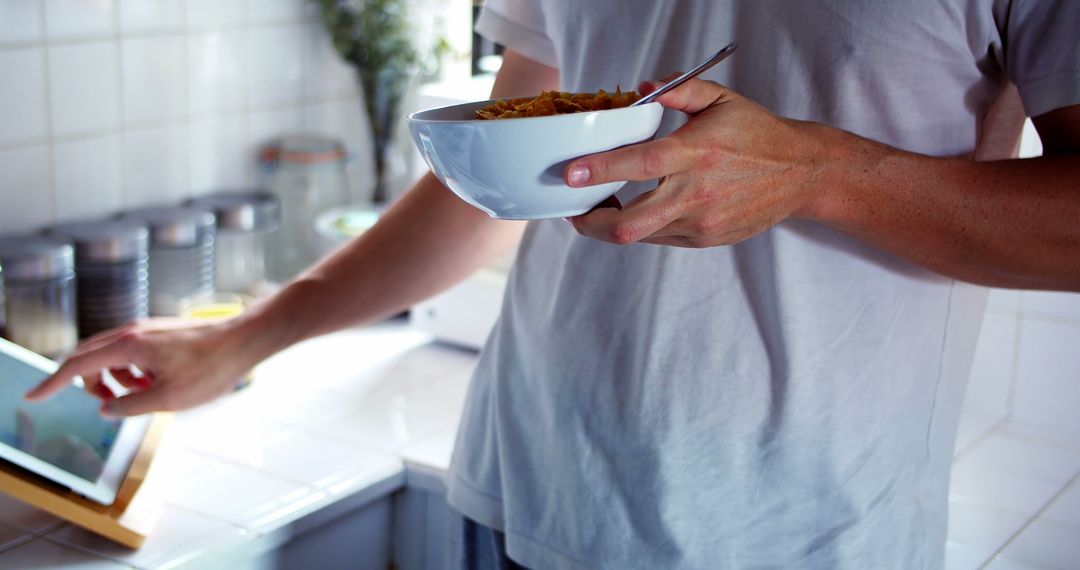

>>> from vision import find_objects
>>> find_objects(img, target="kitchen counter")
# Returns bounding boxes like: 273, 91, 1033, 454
0, 320, 475, 569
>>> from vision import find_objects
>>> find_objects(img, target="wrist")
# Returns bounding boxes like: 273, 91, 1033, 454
791, 123, 885, 226
222, 289, 306, 369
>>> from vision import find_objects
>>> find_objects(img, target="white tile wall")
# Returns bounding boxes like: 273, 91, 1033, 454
963, 312, 1017, 418
247, 106, 303, 151
1022, 290, 1080, 323
0, 48, 48, 145
950, 460, 1063, 518
0, 0, 395, 241
121, 35, 187, 125
954, 430, 1079, 490
188, 115, 250, 193
1018, 119, 1043, 158
187, 30, 248, 116
187, 0, 248, 29
123, 125, 189, 208
302, 21, 358, 100
986, 288, 1021, 313
0, 0, 42, 45
44, 0, 115, 40
0, 146, 51, 233
46, 42, 119, 137
117, 0, 185, 33
52, 134, 122, 222
1013, 318, 1080, 435
1042, 480, 1080, 527
247, 24, 305, 108
250, 0, 307, 24
997, 518, 1080, 569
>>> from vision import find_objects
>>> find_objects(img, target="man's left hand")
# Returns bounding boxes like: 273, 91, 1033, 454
565, 77, 830, 247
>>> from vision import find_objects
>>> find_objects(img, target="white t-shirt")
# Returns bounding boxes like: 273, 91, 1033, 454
446, 1, 1080, 568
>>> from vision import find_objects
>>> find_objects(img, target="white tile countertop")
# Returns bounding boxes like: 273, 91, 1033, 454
0, 320, 476, 569
0, 320, 1076, 568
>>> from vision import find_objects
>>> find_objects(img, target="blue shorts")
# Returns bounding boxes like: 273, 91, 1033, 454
447, 509, 528, 570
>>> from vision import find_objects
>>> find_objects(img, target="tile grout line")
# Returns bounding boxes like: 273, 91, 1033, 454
0, 531, 37, 557
114, 0, 127, 210
0, 92, 354, 148
952, 416, 1009, 461
176, 445, 325, 491
179, 0, 192, 200
1003, 313, 1024, 424
239, 9, 255, 191
0, 17, 310, 51
38, 531, 141, 568
0, 91, 361, 153
1017, 309, 1080, 329
977, 472, 1079, 570
34, 534, 139, 569
37, 0, 58, 226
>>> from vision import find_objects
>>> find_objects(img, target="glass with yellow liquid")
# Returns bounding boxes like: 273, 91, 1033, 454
179, 292, 254, 390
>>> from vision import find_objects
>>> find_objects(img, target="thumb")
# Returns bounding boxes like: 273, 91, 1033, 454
102, 388, 162, 418
639, 77, 733, 115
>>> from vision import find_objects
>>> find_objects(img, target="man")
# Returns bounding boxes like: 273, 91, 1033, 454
29, 0, 1079, 568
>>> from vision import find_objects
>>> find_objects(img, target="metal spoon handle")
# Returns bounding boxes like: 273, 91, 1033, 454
632, 43, 738, 107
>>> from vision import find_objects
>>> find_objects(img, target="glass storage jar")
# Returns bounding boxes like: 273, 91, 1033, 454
188, 191, 280, 296
260, 136, 350, 283
49, 219, 150, 339
0, 236, 78, 358
120, 207, 216, 317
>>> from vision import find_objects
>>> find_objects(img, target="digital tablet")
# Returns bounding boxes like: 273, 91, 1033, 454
0, 337, 151, 506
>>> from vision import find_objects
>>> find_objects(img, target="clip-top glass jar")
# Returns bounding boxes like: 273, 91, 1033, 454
188, 192, 280, 296
0, 236, 78, 358
49, 219, 150, 339
120, 207, 216, 317
260, 136, 350, 283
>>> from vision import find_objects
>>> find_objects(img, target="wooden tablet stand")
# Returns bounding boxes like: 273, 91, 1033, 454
0, 413, 171, 549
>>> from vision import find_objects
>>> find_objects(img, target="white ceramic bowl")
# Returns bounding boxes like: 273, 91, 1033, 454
407, 99, 663, 220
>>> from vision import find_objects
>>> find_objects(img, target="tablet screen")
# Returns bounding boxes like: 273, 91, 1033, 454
0, 357, 121, 483
0, 338, 150, 505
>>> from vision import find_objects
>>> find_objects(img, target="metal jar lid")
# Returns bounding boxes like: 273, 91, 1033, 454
120, 207, 216, 249
188, 192, 280, 232
0, 235, 75, 281
260, 135, 347, 166
48, 219, 150, 263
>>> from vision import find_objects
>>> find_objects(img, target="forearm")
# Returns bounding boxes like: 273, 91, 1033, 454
237, 172, 524, 358
803, 125, 1080, 290
225, 49, 554, 364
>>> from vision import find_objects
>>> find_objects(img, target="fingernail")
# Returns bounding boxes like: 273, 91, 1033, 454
568, 164, 590, 187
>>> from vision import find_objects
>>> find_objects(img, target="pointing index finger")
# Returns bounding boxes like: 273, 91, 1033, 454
25, 339, 142, 401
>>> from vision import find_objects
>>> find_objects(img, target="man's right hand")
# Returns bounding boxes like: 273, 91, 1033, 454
25, 317, 260, 418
